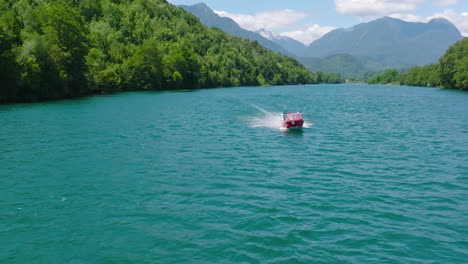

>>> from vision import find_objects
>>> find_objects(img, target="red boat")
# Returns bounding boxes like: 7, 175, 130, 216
282, 112, 304, 129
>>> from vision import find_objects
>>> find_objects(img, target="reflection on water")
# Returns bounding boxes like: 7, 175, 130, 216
282, 128, 304, 137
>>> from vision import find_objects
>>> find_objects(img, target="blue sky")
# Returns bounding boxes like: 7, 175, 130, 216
168, 0, 467, 44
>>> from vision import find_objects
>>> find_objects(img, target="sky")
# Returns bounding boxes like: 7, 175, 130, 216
168, 0, 468, 45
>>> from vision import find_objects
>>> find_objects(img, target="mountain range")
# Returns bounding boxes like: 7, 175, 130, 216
179, 3, 293, 56
181, 3, 463, 78
256, 29, 309, 57
305, 16, 463, 68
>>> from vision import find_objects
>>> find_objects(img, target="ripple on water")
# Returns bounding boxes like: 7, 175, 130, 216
0, 85, 467, 263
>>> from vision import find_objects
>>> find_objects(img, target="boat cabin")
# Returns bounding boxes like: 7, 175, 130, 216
283, 113, 303, 121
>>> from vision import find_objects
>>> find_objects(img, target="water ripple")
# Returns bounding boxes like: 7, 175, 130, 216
1, 85, 467, 263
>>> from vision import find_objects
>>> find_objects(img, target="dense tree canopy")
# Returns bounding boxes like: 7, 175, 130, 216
439, 38, 468, 91
0, 0, 337, 103
367, 69, 399, 85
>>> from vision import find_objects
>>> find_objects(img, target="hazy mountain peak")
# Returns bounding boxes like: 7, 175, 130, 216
179, 3, 293, 56
371, 16, 406, 26
306, 16, 463, 67
253, 28, 309, 56
256, 29, 282, 40
181, 2, 210, 11
193, 2, 209, 8
428, 17, 451, 25
183, 2, 216, 15
378, 16, 398, 21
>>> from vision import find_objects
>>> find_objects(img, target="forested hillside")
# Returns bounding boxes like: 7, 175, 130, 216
0, 0, 320, 103
367, 38, 467, 91
299, 54, 387, 80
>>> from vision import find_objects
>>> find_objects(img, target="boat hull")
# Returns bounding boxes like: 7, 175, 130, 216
282, 119, 304, 129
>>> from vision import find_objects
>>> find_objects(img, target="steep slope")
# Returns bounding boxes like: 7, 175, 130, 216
306, 16, 463, 68
256, 29, 308, 57
179, 3, 293, 56
0, 0, 316, 102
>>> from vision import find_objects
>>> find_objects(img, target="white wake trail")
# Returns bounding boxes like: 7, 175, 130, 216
240, 104, 312, 130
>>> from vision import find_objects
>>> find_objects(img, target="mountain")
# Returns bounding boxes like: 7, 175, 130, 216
179, 3, 293, 56
367, 37, 467, 90
178, 3, 462, 79
0, 0, 317, 102
256, 29, 308, 57
298, 54, 386, 79
306, 16, 463, 68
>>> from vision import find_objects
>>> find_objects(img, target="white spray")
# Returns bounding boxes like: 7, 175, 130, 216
240, 104, 313, 130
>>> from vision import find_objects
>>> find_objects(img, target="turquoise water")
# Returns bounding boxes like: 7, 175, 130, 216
1, 84, 467, 263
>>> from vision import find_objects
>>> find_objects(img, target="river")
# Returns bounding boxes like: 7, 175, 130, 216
1, 84, 467, 263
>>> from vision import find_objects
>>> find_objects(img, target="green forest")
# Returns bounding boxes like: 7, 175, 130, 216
0, 0, 343, 103
367, 38, 467, 91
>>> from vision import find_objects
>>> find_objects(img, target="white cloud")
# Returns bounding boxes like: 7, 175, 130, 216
435, 0, 458, 6
280, 24, 336, 45
428, 9, 468, 36
214, 9, 334, 44
334, 0, 426, 17
214, 9, 307, 31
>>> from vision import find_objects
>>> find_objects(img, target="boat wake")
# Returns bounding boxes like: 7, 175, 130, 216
240, 105, 313, 130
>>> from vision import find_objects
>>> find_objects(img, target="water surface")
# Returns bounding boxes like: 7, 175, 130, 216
1, 84, 467, 263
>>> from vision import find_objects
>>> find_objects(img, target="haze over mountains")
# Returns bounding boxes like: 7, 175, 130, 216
179, 3, 292, 56
256, 29, 309, 58
306, 16, 463, 67
181, 2, 463, 78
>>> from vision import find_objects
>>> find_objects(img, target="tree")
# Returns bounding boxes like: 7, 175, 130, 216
0, 2, 21, 101
37, 1, 89, 96
163, 44, 200, 90
368, 69, 399, 84
440, 38, 468, 91
1, 0, 322, 102
128, 39, 162, 90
